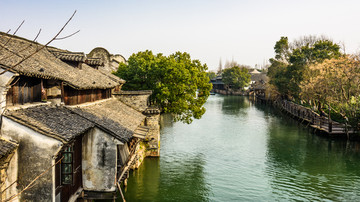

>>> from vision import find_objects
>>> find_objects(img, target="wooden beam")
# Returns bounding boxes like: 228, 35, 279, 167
116, 182, 126, 202
61, 82, 64, 103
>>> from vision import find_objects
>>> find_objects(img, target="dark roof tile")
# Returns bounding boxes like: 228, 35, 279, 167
0, 32, 122, 89
4, 105, 94, 142
68, 98, 146, 142
0, 138, 17, 159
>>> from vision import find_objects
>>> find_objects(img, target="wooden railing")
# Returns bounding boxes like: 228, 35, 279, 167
279, 100, 350, 135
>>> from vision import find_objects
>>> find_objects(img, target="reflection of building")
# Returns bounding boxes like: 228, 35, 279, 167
0, 32, 158, 201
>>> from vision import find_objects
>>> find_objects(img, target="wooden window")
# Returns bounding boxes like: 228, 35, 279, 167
61, 146, 73, 185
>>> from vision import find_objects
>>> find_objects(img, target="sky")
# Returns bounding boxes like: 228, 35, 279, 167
1, 0, 360, 71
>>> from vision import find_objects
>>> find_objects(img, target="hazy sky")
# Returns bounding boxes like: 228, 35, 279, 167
1, 0, 360, 71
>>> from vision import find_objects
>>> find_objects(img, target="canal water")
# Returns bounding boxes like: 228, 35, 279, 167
122, 95, 360, 201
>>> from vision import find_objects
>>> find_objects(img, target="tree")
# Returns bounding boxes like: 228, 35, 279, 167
206, 71, 216, 80
114, 50, 212, 124
222, 65, 251, 90
300, 56, 360, 129
274, 36, 289, 62
267, 36, 342, 98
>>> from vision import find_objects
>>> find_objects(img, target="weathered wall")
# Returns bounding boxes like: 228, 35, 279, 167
1, 149, 18, 201
1, 117, 61, 201
114, 91, 151, 112
145, 114, 160, 157
0, 71, 15, 114
82, 127, 122, 192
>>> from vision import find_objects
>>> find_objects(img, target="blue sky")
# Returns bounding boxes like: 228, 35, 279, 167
1, 0, 360, 71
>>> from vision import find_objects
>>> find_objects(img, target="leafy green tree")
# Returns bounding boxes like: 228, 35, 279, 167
206, 71, 216, 80
114, 50, 212, 124
222, 66, 251, 90
267, 36, 342, 98
274, 36, 289, 62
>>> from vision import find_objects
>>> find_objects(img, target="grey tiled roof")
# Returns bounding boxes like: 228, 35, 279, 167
4, 99, 145, 143
0, 32, 123, 89
0, 138, 17, 159
69, 98, 146, 143
4, 105, 94, 143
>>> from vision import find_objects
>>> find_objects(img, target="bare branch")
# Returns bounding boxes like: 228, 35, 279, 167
54, 30, 80, 40
6, 29, 11, 34
0, 10, 78, 76
13, 20, 25, 35
0, 29, 43, 61
33, 29, 42, 42
0, 21, 25, 52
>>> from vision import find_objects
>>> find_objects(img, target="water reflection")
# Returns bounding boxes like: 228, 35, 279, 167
123, 153, 209, 202
221, 95, 250, 116
121, 96, 360, 201
122, 158, 160, 201
265, 107, 360, 201
158, 153, 209, 201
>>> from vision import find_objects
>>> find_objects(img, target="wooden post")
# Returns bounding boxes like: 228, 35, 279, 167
328, 104, 332, 133
117, 182, 126, 202
61, 82, 65, 103
41, 79, 47, 101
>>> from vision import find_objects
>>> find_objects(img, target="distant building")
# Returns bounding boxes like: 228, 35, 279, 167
210, 69, 269, 96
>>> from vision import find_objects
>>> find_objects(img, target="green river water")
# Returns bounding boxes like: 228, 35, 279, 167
122, 95, 360, 201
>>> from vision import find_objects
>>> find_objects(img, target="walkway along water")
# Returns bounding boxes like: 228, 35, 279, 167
254, 94, 357, 139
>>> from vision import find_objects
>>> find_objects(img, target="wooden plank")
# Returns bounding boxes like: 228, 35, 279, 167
116, 182, 126, 202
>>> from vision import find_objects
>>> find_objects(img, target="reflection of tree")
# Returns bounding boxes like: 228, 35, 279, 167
122, 158, 161, 201
122, 153, 210, 201
221, 96, 250, 116
158, 153, 209, 201
160, 113, 174, 128
265, 113, 360, 200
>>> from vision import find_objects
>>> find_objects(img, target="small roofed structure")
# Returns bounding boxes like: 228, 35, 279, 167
210, 76, 226, 94
250, 72, 270, 100
88, 47, 127, 73
249, 69, 261, 74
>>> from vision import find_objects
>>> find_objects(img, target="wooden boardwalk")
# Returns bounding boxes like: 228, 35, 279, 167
279, 100, 354, 136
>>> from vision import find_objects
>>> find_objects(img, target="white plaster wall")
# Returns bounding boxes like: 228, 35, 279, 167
0, 71, 15, 115
1, 117, 62, 201
82, 127, 122, 192
4, 149, 18, 201
1, 117, 61, 149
